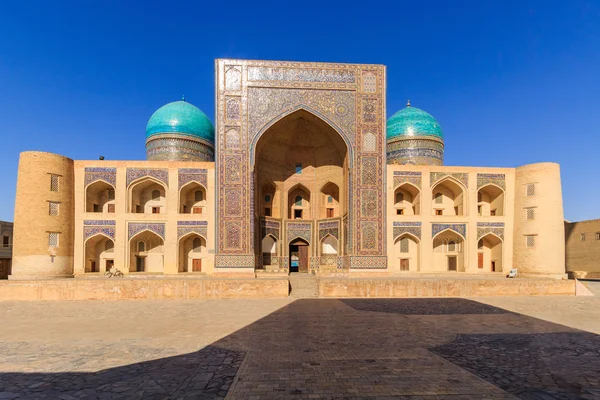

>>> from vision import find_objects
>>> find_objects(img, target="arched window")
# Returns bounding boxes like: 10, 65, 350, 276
295, 196, 302, 206
265, 194, 271, 203
327, 195, 333, 203
192, 237, 201, 251
194, 190, 203, 202
138, 241, 146, 252
105, 240, 114, 251
395, 192, 404, 203
448, 241, 456, 252
152, 190, 160, 200
434, 192, 443, 204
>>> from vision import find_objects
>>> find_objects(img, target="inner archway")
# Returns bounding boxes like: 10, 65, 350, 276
289, 238, 309, 273
84, 234, 114, 273
433, 230, 465, 272
178, 233, 206, 272
393, 233, 420, 272
129, 230, 164, 273
254, 109, 349, 269
478, 234, 503, 272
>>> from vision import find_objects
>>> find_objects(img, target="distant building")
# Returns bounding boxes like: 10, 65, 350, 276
10, 59, 566, 279
565, 219, 600, 278
0, 221, 13, 279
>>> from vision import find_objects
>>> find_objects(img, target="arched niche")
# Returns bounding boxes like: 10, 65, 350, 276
260, 181, 278, 218
477, 184, 504, 216
432, 178, 466, 216
129, 230, 164, 273
320, 182, 340, 219
393, 183, 420, 216
288, 184, 311, 220
84, 234, 114, 273
478, 233, 503, 272
129, 177, 167, 214
178, 233, 206, 272
85, 180, 116, 213
180, 181, 207, 214
261, 234, 277, 266
432, 229, 465, 272
393, 233, 420, 272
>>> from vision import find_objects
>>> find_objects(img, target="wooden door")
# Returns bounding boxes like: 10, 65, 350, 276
448, 256, 457, 271
400, 258, 409, 271
136, 256, 145, 272
298, 245, 309, 273
478, 253, 484, 269
193, 207, 203, 214
192, 259, 202, 272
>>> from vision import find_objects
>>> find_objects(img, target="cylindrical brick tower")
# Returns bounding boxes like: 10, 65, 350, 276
11, 151, 75, 279
513, 162, 565, 276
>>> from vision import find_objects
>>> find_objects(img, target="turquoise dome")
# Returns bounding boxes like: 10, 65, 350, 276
146, 100, 214, 143
387, 105, 443, 141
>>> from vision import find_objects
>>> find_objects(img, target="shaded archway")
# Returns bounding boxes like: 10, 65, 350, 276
393, 233, 420, 272
320, 234, 338, 267
432, 178, 466, 216
288, 183, 311, 220
289, 237, 309, 273
393, 183, 420, 216
129, 178, 167, 214
320, 182, 340, 219
129, 230, 164, 273
478, 233, 503, 272
84, 234, 114, 273
261, 234, 278, 267
178, 233, 206, 272
260, 181, 278, 218
477, 184, 505, 216
180, 181, 207, 214
86, 180, 115, 213
433, 229, 465, 272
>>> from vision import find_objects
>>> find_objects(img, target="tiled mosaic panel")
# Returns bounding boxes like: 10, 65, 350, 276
392, 222, 422, 241
430, 172, 468, 188
226, 97, 241, 120
359, 189, 378, 218
477, 222, 505, 241
225, 128, 240, 149
392, 171, 422, 189
360, 157, 377, 186
126, 168, 168, 187
360, 221, 377, 251
214, 254, 255, 268
178, 227, 208, 240
178, 168, 208, 189
225, 66, 241, 90
362, 98, 378, 123
247, 66, 355, 83
84, 226, 115, 241
362, 72, 377, 93
128, 223, 165, 240
146, 137, 214, 162
386, 138, 444, 166
350, 255, 387, 269
287, 222, 312, 244
362, 132, 377, 152
477, 173, 506, 190
432, 223, 466, 239
84, 167, 116, 187
84, 220, 116, 226
260, 219, 281, 240
318, 220, 340, 241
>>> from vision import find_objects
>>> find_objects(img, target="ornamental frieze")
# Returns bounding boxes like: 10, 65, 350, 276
432, 223, 467, 239
126, 168, 168, 187
477, 222, 505, 241
430, 172, 469, 189
84, 167, 116, 187
393, 171, 422, 189
477, 173, 506, 190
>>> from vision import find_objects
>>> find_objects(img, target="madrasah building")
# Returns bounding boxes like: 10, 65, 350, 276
9, 59, 567, 280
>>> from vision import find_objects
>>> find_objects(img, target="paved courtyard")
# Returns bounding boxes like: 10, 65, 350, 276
0, 296, 599, 399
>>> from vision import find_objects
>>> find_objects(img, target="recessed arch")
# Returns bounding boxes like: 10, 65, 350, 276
129, 229, 164, 273
260, 180, 278, 218
178, 232, 206, 273
478, 232, 503, 272
128, 177, 167, 214
432, 228, 465, 272
179, 180, 207, 214
85, 180, 116, 213
393, 182, 421, 216
394, 233, 420, 272
320, 234, 338, 255
431, 177, 467, 216
477, 183, 505, 216
84, 233, 115, 273
433, 227, 466, 242
320, 181, 340, 218
288, 183, 311, 220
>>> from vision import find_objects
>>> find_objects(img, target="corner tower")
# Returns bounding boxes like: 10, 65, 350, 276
386, 101, 444, 165
145, 99, 215, 161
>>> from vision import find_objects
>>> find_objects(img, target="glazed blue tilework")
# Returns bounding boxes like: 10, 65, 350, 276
387, 106, 443, 140
430, 172, 469, 188
126, 168, 168, 187
146, 100, 214, 143
84, 167, 116, 187
177, 221, 208, 226
477, 222, 505, 241
84, 220, 116, 226
349, 256, 387, 269
318, 220, 340, 241
128, 222, 165, 240
147, 137, 214, 162
477, 173, 506, 190
84, 226, 115, 241
260, 219, 280, 240
432, 223, 466, 239
178, 168, 208, 189
393, 222, 422, 240
178, 226, 207, 240
387, 148, 443, 164
393, 171, 422, 189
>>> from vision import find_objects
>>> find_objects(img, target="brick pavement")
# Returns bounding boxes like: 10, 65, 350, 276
0, 297, 599, 399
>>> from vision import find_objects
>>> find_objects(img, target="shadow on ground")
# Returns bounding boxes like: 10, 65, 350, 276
1, 298, 600, 399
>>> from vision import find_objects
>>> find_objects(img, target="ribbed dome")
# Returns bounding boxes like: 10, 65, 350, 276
146, 100, 214, 143
387, 105, 443, 141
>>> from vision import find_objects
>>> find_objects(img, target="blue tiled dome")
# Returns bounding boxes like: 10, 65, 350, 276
387, 105, 443, 140
146, 100, 214, 143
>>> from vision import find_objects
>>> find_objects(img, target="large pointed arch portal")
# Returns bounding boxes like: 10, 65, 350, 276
215, 59, 387, 270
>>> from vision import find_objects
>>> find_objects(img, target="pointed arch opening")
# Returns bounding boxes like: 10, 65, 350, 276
129, 230, 164, 273
432, 177, 466, 216
261, 234, 278, 267
288, 183, 311, 220
477, 184, 505, 216
129, 177, 167, 214
260, 181, 278, 218
84, 234, 114, 273
178, 232, 206, 273
179, 181, 207, 214
320, 182, 340, 219
85, 180, 116, 213
289, 237, 309, 273
478, 233, 503, 272
393, 233, 420, 272
433, 229, 465, 272
393, 183, 420, 216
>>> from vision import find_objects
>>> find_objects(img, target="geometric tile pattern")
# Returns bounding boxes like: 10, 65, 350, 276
477, 222, 505, 241
177, 220, 208, 240
287, 222, 312, 244
392, 221, 422, 241
128, 222, 165, 241
84, 167, 116, 187
349, 255, 387, 269
260, 219, 281, 240
430, 172, 468, 189
126, 168, 168, 187
477, 173, 506, 190
318, 220, 340, 241
432, 223, 467, 239
393, 171, 422, 189
83, 226, 115, 241
178, 168, 208, 189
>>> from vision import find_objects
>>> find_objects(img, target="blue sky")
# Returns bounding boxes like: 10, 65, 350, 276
0, 0, 598, 222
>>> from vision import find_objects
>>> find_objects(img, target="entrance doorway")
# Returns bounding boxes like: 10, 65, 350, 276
192, 259, 202, 272
447, 256, 457, 271
105, 259, 114, 272
289, 239, 309, 273
135, 256, 145, 272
